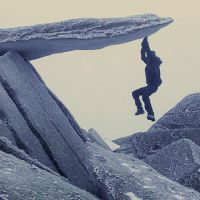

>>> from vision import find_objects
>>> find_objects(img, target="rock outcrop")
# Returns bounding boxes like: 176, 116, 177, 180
0, 149, 99, 200
149, 93, 200, 132
115, 93, 200, 194
0, 14, 173, 60
0, 51, 96, 193
86, 143, 200, 200
115, 93, 200, 159
4, 14, 200, 200
145, 139, 200, 192
87, 128, 111, 150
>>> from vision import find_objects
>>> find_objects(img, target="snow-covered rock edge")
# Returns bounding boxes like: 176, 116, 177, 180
0, 14, 173, 60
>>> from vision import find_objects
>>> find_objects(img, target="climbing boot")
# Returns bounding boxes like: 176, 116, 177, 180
147, 115, 156, 122
135, 109, 145, 116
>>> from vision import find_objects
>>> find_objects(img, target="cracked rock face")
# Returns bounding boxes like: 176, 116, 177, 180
87, 128, 111, 150
0, 149, 99, 200
86, 143, 200, 200
0, 51, 96, 193
0, 50, 200, 199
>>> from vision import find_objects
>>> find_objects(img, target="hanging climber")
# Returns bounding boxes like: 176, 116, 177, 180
132, 37, 162, 122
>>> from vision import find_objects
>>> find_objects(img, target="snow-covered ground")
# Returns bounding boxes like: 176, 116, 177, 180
0, 14, 173, 60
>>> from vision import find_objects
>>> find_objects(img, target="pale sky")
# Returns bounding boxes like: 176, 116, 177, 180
1, 1, 200, 140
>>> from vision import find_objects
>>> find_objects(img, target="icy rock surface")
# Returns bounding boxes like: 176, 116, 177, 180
145, 139, 200, 192
0, 14, 173, 60
86, 143, 200, 200
115, 94, 200, 159
0, 51, 96, 193
149, 93, 200, 131
0, 136, 64, 177
0, 150, 99, 200
114, 94, 200, 195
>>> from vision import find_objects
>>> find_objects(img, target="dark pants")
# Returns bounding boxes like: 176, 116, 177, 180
132, 84, 159, 116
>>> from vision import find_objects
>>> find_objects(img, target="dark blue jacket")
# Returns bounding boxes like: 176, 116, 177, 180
141, 48, 162, 86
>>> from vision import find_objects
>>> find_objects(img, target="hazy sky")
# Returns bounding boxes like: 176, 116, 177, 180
1, 1, 200, 140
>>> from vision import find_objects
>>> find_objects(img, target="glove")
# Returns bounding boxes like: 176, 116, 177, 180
141, 37, 148, 47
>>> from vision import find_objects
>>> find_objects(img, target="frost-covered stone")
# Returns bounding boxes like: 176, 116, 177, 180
0, 80, 56, 171
0, 51, 96, 193
115, 94, 200, 159
0, 14, 173, 60
86, 143, 200, 200
87, 128, 111, 150
115, 128, 200, 159
149, 93, 200, 132
0, 150, 99, 200
0, 136, 62, 177
145, 139, 200, 192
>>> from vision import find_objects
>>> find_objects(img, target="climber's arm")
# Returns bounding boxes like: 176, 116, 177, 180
142, 37, 151, 53
141, 47, 148, 64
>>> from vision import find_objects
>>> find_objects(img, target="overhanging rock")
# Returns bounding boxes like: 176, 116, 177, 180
0, 14, 173, 60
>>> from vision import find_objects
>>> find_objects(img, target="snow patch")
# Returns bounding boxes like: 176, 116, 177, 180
173, 194, 185, 200
121, 163, 141, 173
103, 138, 120, 151
142, 185, 155, 189
143, 177, 152, 182
125, 192, 142, 200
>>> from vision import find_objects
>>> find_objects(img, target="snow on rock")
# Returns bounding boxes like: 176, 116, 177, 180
0, 14, 173, 60
0, 136, 64, 177
125, 192, 142, 200
103, 138, 120, 151
145, 138, 200, 193
87, 128, 111, 150
149, 93, 200, 132
145, 138, 200, 181
86, 143, 200, 200
86, 128, 120, 151
0, 150, 99, 200
115, 94, 200, 159
0, 51, 97, 194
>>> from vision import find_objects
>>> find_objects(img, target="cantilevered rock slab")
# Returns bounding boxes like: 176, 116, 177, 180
145, 139, 200, 193
0, 150, 99, 200
86, 143, 200, 200
0, 51, 96, 193
0, 14, 173, 60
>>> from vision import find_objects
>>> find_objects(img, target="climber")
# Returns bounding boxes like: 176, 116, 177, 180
132, 37, 162, 122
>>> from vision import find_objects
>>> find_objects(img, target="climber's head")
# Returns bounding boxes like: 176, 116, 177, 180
147, 50, 156, 63
149, 50, 156, 57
